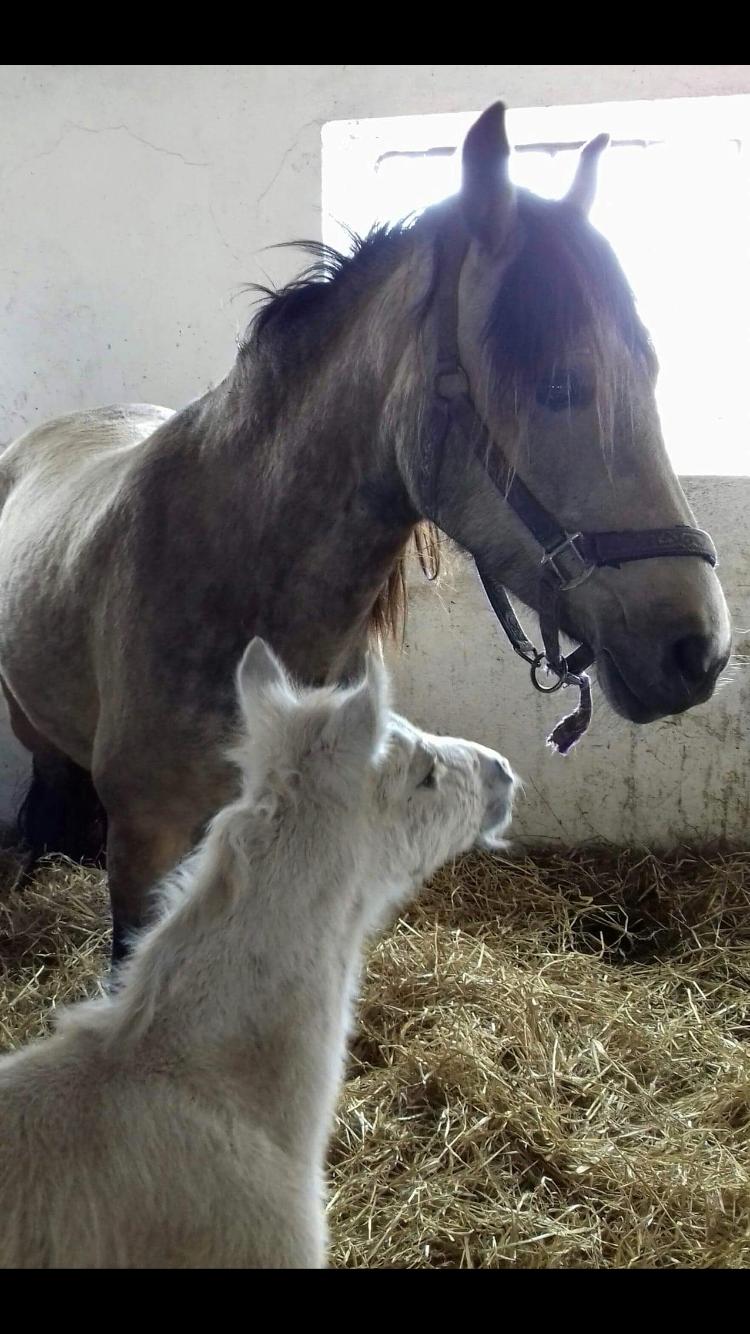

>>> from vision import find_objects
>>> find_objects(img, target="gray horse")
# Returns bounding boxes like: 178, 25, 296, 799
0, 104, 730, 959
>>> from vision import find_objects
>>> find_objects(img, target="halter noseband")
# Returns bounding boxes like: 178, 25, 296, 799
426, 225, 718, 754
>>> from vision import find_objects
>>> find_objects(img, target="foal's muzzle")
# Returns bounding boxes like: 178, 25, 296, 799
477, 752, 517, 847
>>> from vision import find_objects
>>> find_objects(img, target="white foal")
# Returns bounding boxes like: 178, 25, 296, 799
0, 639, 516, 1269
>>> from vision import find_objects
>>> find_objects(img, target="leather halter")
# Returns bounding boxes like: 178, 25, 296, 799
425, 224, 718, 753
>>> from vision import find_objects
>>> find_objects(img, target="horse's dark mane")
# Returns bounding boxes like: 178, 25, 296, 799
246, 194, 653, 422
243, 222, 412, 352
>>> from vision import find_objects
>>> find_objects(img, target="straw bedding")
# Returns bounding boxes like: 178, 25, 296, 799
1, 846, 749, 1268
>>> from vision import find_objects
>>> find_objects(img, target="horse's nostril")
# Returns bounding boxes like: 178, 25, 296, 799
672, 634, 719, 685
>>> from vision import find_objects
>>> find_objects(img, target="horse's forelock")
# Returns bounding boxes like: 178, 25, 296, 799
484, 192, 656, 436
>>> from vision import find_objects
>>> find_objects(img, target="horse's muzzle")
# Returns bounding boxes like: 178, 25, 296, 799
598, 632, 731, 724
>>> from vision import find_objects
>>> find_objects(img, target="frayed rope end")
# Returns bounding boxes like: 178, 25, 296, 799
547, 674, 593, 755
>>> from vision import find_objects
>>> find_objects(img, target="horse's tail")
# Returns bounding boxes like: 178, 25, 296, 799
17, 756, 108, 869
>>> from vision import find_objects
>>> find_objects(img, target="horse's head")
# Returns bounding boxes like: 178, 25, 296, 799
406, 104, 731, 725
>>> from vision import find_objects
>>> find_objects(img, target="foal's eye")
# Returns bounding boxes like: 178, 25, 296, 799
419, 763, 437, 790
536, 371, 592, 412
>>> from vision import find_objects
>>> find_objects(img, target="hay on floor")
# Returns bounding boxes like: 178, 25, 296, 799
1, 845, 749, 1268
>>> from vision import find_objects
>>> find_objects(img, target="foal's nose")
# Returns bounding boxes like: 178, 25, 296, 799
478, 751, 515, 787
477, 749, 517, 848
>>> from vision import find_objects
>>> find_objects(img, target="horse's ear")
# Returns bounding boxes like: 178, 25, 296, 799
237, 637, 286, 696
565, 133, 610, 216
461, 102, 516, 251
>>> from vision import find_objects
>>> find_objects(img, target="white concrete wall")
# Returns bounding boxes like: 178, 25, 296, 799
1, 65, 749, 842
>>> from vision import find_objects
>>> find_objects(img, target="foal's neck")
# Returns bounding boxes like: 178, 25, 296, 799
121, 811, 370, 1163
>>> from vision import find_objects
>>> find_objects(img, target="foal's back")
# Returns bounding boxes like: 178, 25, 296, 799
0, 1022, 323, 1269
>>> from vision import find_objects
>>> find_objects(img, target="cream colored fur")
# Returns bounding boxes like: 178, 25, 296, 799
0, 640, 515, 1269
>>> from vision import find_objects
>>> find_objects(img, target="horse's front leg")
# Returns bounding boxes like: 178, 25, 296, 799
105, 814, 195, 963
94, 720, 237, 963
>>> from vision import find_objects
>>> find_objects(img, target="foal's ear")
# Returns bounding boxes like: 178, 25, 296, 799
565, 133, 610, 216
461, 102, 516, 251
318, 657, 389, 769
236, 637, 287, 706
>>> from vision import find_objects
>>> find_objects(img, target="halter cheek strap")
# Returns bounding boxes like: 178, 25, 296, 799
426, 225, 718, 754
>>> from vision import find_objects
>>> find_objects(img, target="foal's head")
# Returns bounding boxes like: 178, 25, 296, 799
232, 638, 516, 906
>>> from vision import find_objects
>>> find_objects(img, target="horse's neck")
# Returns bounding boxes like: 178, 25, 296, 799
185, 246, 430, 682
117, 818, 369, 1162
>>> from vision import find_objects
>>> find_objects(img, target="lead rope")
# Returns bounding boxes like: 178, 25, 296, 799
476, 564, 594, 755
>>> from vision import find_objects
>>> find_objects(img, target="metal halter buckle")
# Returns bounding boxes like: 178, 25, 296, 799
540, 533, 595, 590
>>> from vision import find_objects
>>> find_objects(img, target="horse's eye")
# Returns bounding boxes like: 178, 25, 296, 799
537, 371, 591, 412
419, 762, 437, 790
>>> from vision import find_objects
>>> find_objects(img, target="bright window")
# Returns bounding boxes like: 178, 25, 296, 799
323, 96, 750, 476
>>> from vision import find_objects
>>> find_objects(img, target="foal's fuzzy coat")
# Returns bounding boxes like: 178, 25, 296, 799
0, 641, 515, 1269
